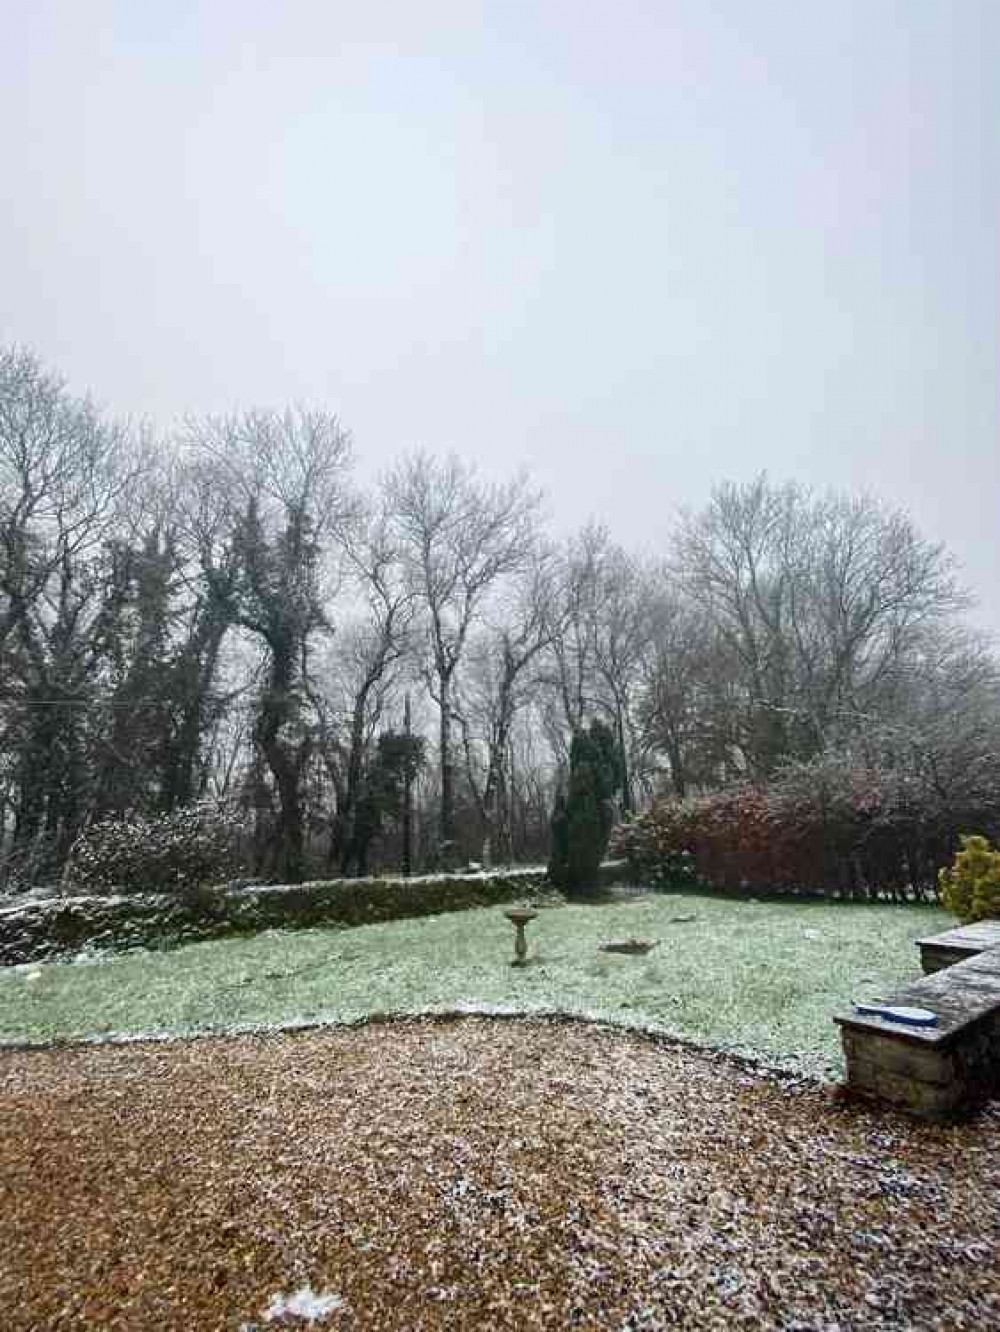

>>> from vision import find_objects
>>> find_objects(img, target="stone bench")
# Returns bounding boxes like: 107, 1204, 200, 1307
834, 945, 1000, 1120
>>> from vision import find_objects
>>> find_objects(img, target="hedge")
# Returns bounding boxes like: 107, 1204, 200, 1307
0, 862, 629, 967
609, 765, 996, 904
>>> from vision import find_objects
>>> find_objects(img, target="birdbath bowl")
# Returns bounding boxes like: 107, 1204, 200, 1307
504, 907, 538, 967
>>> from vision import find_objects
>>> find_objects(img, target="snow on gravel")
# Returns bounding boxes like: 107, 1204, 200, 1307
260, 1283, 344, 1324
1, 1015, 997, 1330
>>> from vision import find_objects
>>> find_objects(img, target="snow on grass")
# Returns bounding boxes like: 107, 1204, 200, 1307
0, 892, 949, 1074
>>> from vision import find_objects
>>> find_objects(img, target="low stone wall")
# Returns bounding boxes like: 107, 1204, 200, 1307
0, 862, 631, 966
841, 1024, 968, 1120
837, 946, 1000, 1120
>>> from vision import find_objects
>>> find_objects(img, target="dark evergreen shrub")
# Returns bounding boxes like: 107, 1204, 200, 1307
550, 720, 623, 896
547, 790, 570, 890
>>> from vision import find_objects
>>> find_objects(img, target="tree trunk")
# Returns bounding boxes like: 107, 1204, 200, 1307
402, 694, 413, 876
255, 643, 308, 883
616, 702, 633, 814
482, 723, 512, 869
336, 697, 368, 876
668, 737, 687, 798
261, 729, 306, 883
438, 669, 456, 867
481, 780, 496, 870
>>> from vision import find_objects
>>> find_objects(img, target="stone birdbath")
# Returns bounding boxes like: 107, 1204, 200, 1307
504, 907, 538, 967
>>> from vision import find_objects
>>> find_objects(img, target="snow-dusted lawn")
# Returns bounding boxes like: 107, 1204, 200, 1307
0, 892, 948, 1073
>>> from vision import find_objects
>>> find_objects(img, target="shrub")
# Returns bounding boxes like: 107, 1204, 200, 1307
610, 753, 986, 903
611, 788, 786, 896
1, 864, 597, 965
649, 849, 700, 892
237, 868, 550, 931
549, 721, 622, 896
939, 835, 1000, 923
66, 802, 248, 895
609, 808, 700, 890
547, 790, 570, 891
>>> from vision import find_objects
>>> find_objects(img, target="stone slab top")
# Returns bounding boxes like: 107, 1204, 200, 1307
915, 920, 1000, 957
835, 948, 1000, 1048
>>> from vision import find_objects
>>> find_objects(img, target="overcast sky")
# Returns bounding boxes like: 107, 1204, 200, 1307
3, 2, 997, 634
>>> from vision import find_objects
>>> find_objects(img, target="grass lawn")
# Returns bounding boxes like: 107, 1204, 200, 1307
0, 891, 949, 1074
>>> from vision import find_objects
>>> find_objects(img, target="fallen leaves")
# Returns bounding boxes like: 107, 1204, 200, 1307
0, 1017, 997, 1330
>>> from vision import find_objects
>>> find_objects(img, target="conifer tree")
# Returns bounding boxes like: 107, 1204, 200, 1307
549, 719, 622, 895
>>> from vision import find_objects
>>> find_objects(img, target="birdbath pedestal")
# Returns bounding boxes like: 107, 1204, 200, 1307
504, 907, 538, 967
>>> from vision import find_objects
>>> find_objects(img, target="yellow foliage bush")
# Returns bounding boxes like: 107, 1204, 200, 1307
939, 834, 1000, 923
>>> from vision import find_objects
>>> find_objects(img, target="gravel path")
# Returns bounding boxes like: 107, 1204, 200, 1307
2, 1017, 998, 1330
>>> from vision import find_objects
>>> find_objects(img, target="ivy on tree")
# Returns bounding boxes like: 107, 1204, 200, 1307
345, 730, 425, 878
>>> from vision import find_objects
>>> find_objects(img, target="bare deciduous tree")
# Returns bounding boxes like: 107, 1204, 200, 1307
385, 452, 541, 866
456, 548, 556, 865
313, 499, 416, 874
543, 521, 607, 741
0, 346, 135, 651
673, 474, 965, 778
541, 525, 656, 810
0, 347, 143, 877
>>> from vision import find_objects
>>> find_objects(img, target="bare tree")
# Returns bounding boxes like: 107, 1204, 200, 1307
637, 582, 738, 797
0, 346, 135, 652
540, 525, 655, 809
455, 547, 556, 865
589, 544, 657, 813
385, 453, 541, 867
543, 522, 606, 741
673, 475, 965, 778
0, 347, 144, 877
312, 499, 416, 874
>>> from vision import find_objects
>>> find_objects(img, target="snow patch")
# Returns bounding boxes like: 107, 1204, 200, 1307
262, 1284, 343, 1324
0, 1001, 836, 1077
71, 946, 116, 967
263, 865, 549, 893
0, 891, 140, 918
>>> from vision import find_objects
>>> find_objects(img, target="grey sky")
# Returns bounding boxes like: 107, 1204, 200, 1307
3, 2, 997, 633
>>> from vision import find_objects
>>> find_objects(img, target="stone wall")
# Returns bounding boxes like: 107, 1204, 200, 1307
839, 943, 1000, 1120
842, 1013, 1000, 1120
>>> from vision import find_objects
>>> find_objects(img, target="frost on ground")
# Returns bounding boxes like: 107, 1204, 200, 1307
0, 891, 949, 1075
1, 1016, 997, 1331
261, 1283, 343, 1324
